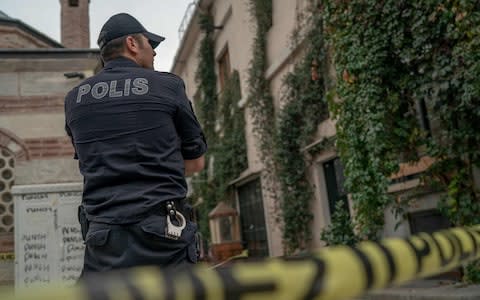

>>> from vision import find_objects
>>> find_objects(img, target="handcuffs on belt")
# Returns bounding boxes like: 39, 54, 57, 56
165, 201, 186, 240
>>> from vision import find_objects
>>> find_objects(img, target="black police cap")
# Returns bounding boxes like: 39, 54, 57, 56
97, 13, 165, 49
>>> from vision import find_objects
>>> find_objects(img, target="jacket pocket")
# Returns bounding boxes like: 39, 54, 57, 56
140, 216, 167, 239
85, 228, 110, 247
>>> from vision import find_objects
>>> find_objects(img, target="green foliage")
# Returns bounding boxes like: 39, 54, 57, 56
275, 6, 329, 253
246, 0, 283, 250
192, 14, 248, 239
464, 260, 480, 283
195, 14, 217, 144
323, 0, 425, 241
320, 201, 359, 247
323, 0, 480, 279
192, 4, 480, 280
192, 14, 218, 238
247, 0, 276, 162
213, 71, 248, 202
247, 0, 333, 253
436, 163, 480, 227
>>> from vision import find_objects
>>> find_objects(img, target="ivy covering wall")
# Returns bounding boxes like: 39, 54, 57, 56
193, 2, 480, 280
323, 0, 424, 241
192, 14, 248, 238
246, 0, 329, 253
192, 14, 218, 238
322, 0, 480, 280
323, 0, 480, 230
213, 70, 248, 202
247, 0, 275, 158
274, 7, 330, 253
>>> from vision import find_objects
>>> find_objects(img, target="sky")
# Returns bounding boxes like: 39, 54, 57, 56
1, 0, 194, 71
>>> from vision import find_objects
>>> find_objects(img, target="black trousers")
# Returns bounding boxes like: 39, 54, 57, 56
81, 214, 197, 275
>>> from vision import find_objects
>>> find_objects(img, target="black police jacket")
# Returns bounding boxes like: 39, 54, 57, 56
64, 57, 207, 224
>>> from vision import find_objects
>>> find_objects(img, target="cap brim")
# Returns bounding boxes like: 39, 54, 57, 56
144, 32, 165, 49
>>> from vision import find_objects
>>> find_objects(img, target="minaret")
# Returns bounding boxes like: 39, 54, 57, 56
60, 0, 90, 48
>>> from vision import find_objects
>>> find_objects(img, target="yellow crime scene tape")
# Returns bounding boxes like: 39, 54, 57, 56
2, 225, 480, 300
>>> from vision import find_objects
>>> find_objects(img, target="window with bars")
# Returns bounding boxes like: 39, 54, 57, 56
0, 148, 14, 233
323, 157, 349, 217
237, 178, 269, 257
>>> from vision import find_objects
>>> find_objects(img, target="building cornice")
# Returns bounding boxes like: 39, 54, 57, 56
0, 48, 100, 59
0, 19, 64, 48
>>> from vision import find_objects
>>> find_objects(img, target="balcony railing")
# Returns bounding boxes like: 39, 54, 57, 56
178, 0, 200, 41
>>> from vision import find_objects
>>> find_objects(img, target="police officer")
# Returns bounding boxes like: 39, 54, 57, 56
64, 13, 207, 274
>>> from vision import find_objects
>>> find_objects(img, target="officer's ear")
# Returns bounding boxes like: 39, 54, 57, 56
125, 35, 141, 55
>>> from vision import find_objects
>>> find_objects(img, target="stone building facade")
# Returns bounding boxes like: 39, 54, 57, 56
0, 0, 99, 285
172, 0, 333, 257
171, 0, 454, 258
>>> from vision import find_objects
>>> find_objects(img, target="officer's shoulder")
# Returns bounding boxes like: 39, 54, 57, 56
151, 71, 185, 85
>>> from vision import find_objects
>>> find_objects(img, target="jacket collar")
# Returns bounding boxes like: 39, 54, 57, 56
103, 56, 141, 69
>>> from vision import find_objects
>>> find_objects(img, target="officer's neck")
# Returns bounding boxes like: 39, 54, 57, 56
118, 53, 141, 67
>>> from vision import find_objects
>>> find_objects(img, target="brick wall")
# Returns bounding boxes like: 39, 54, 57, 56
24, 137, 75, 159
60, 0, 90, 48
0, 95, 64, 114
